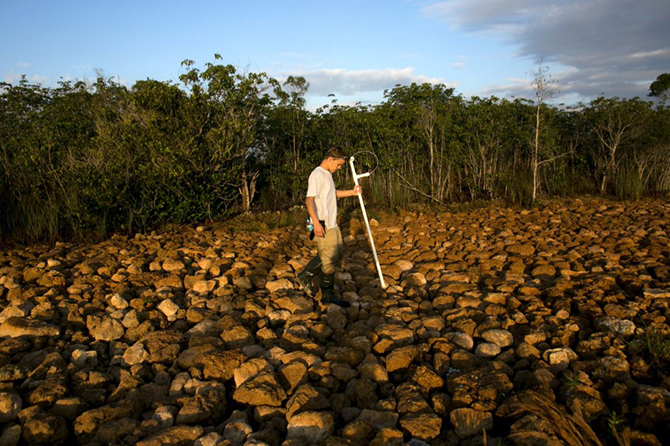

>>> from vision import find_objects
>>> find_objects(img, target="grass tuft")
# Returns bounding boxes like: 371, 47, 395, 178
639, 323, 670, 377
505, 391, 604, 446
613, 168, 644, 200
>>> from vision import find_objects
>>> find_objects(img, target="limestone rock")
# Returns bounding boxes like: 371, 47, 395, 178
324, 346, 365, 367
176, 386, 226, 424
396, 383, 431, 414
342, 419, 375, 443
27, 379, 68, 407
201, 350, 247, 381
196, 432, 225, 446
0, 317, 60, 338
446, 332, 474, 350
542, 347, 578, 372
0, 423, 22, 446
593, 356, 630, 381
74, 399, 143, 442
177, 344, 218, 370
286, 411, 335, 444
385, 345, 420, 372
233, 358, 273, 387
0, 392, 22, 422
157, 299, 180, 319
21, 411, 68, 445
93, 417, 139, 444
411, 366, 444, 391
358, 360, 389, 384
233, 371, 287, 407
356, 409, 399, 430
643, 288, 670, 299
399, 412, 442, 441
278, 361, 309, 394
162, 259, 185, 272
595, 317, 636, 337
481, 329, 514, 348
50, 397, 87, 421
123, 343, 149, 366
136, 425, 205, 446
0, 338, 31, 355
220, 325, 254, 348
286, 384, 331, 418
265, 278, 294, 293
86, 315, 125, 341
0, 302, 34, 323
447, 368, 513, 412
71, 349, 98, 368
475, 342, 501, 358
275, 296, 313, 313
370, 428, 404, 446
506, 244, 535, 256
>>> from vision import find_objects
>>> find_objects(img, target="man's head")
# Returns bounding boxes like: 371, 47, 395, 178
322, 147, 347, 173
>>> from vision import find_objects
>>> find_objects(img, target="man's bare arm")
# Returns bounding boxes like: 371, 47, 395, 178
336, 185, 362, 198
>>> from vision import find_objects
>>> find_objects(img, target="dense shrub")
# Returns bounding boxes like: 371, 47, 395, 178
1, 60, 669, 243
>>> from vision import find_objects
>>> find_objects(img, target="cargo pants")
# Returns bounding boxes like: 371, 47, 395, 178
314, 225, 343, 275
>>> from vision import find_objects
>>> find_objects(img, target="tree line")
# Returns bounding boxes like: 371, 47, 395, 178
1, 56, 669, 243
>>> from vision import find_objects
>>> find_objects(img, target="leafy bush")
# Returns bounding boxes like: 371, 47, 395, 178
2, 63, 669, 243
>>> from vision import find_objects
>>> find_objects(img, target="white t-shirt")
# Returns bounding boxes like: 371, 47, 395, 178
306, 166, 337, 229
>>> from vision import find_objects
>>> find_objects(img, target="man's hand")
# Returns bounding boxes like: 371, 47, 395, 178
337, 186, 363, 199
313, 221, 326, 237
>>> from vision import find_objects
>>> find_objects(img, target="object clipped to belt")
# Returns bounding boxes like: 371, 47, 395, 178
306, 217, 326, 240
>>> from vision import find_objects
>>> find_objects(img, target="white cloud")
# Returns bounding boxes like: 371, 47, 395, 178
289, 67, 450, 96
452, 55, 466, 70
112, 76, 130, 87
30, 74, 49, 84
629, 49, 670, 60
422, 0, 535, 30
2, 72, 49, 86
17, 62, 32, 69
3, 71, 22, 84
422, 0, 670, 102
479, 77, 532, 98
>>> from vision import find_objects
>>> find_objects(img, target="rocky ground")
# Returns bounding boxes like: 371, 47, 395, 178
0, 197, 668, 446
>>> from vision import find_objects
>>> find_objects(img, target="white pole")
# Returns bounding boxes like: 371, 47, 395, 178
348, 156, 387, 290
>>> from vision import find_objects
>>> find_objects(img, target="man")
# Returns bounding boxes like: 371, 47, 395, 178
298, 147, 362, 307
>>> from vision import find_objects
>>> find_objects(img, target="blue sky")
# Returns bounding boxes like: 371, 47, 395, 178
2, 0, 668, 110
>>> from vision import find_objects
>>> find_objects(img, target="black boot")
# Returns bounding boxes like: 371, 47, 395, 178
319, 272, 350, 307
297, 257, 321, 297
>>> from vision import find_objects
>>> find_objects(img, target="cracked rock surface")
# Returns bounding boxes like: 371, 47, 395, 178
0, 197, 668, 445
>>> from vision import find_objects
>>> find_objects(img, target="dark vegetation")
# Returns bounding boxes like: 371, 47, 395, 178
1, 56, 669, 243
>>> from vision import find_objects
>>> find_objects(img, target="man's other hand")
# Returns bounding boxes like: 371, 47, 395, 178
313, 221, 326, 237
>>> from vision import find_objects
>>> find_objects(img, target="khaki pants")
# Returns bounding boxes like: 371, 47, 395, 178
315, 226, 343, 275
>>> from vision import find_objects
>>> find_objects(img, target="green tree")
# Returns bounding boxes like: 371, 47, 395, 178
584, 97, 652, 194
0, 77, 56, 239
530, 63, 561, 204
261, 76, 311, 206
649, 73, 670, 103
179, 55, 278, 213
461, 96, 508, 199
381, 83, 461, 204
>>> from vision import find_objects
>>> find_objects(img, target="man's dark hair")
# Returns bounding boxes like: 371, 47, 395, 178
324, 147, 347, 160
